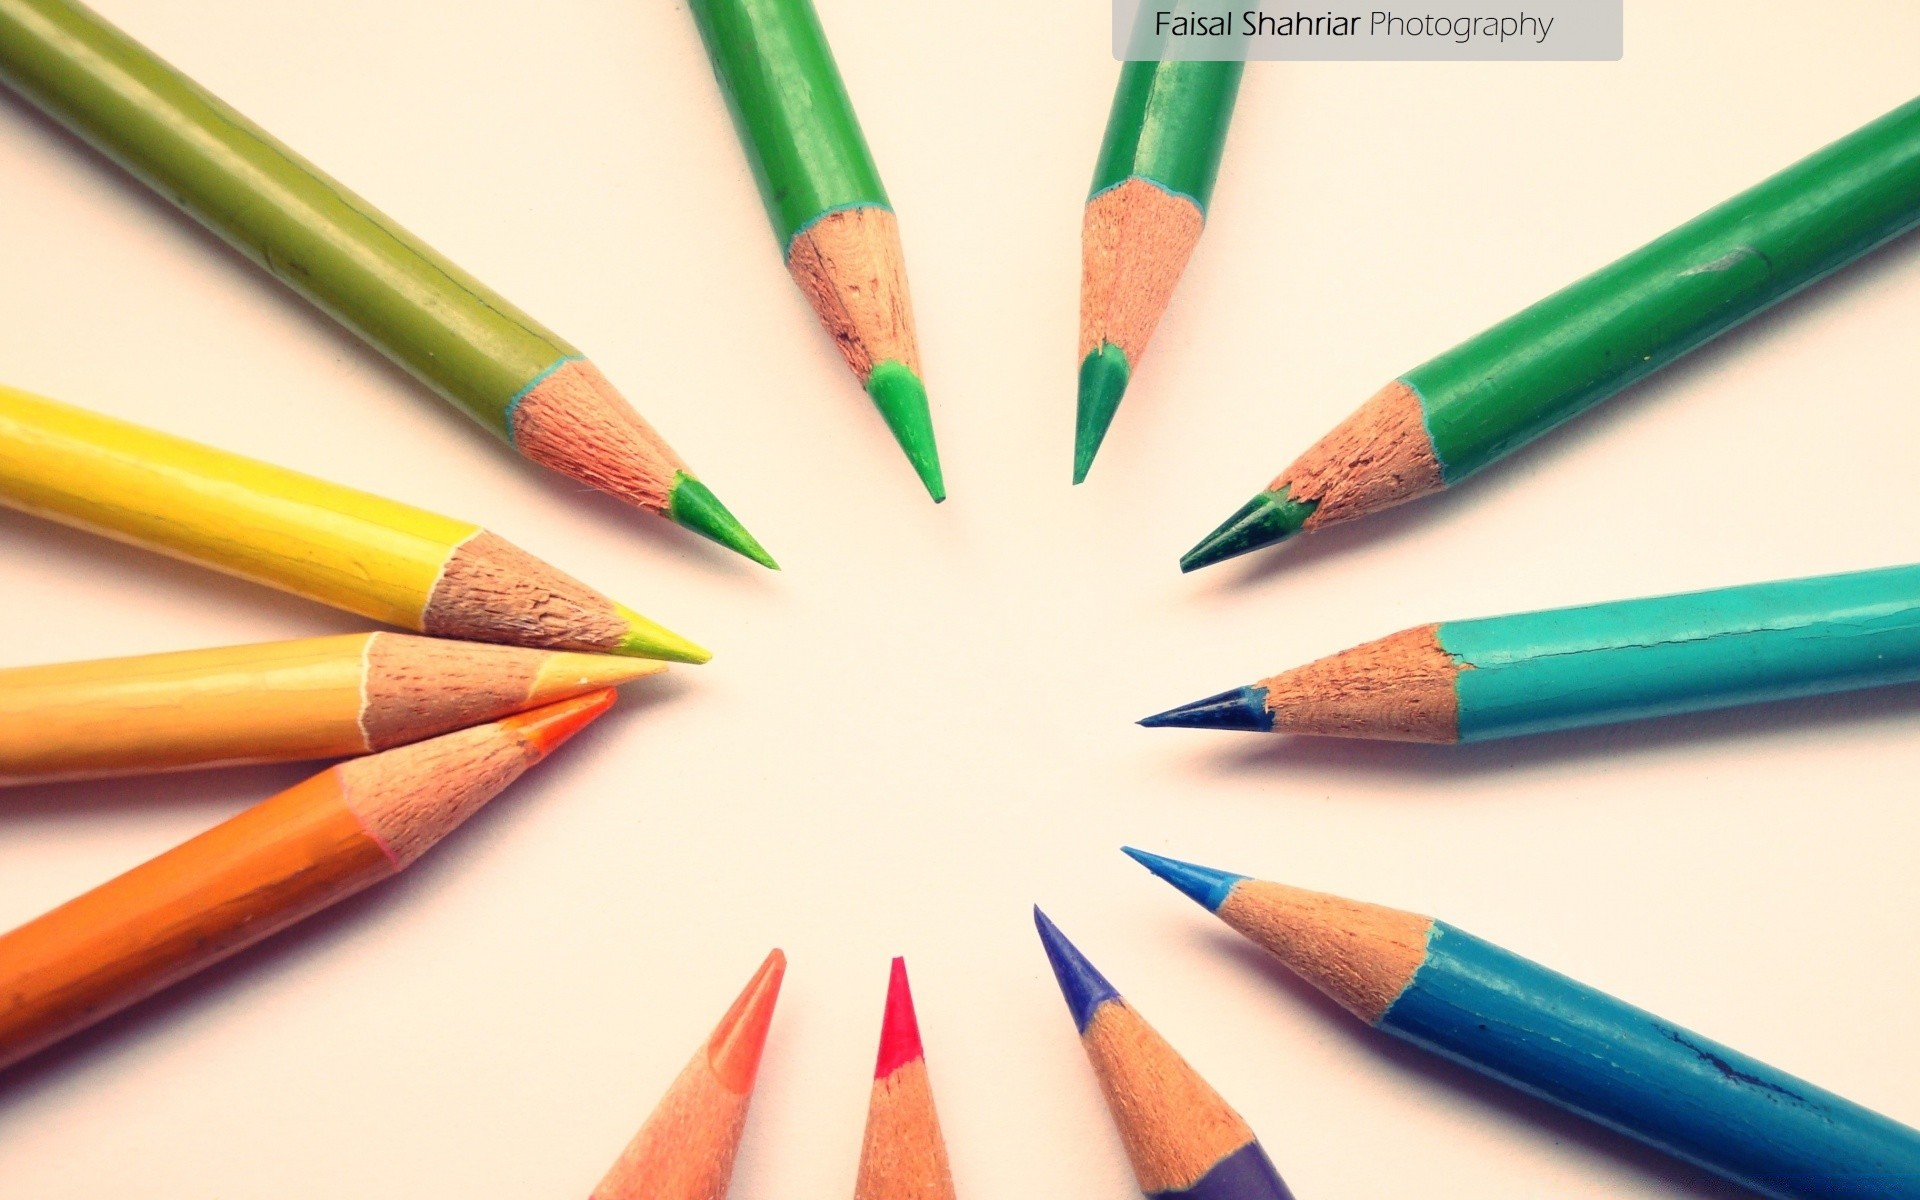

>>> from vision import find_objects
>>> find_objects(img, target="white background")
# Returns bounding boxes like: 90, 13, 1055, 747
2, 1, 1918, 1195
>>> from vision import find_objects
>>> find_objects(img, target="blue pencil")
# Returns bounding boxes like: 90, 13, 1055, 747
1141, 562, 1920, 742
1124, 849, 1920, 1200
1035, 908, 1296, 1199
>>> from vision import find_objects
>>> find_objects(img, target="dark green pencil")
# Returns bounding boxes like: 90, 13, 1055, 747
1183, 94, 1920, 572
687, 0, 944, 502
1077, 60, 1243, 484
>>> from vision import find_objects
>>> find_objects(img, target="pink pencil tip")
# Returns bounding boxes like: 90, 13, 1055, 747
874, 956, 925, 1078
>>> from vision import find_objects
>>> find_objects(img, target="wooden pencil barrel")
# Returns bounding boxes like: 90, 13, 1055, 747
0, 774, 392, 1071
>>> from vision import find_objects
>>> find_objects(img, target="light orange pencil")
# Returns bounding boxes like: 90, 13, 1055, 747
854, 956, 957, 1200
591, 949, 786, 1200
0, 632, 663, 785
0, 690, 614, 1073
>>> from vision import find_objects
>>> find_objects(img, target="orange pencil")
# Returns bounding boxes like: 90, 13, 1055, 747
591, 949, 786, 1200
0, 690, 614, 1073
854, 957, 957, 1200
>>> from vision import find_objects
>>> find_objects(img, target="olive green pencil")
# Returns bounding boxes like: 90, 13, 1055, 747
687, 0, 944, 502
0, 0, 774, 567
1183, 94, 1920, 572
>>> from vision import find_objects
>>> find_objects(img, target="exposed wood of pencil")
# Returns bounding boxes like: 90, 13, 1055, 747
511, 360, 686, 514
593, 949, 786, 1200
1083, 998, 1258, 1194
0, 692, 610, 1072
855, 1058, 954, 1200
855, 957, 954, 1200
0, 633, 661, 784
1079, 177, 1205, 365
1274, 380, 1445, 531
786, 207, 923, 384
1259, 624, 1461, 741
1216, 880, 1432, 1023
423, 531, 629, 652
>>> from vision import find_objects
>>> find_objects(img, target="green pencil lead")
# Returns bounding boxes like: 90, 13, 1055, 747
1073, 343, 1130, 485
1179, 487, 1315, 573
667, 473, 779, 569
867, 360, 946, 502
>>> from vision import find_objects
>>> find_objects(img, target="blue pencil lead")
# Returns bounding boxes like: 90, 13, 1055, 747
1033, 907, 1123, 1034
1138, 685, 1275, 731
1122, 847, 1246, 912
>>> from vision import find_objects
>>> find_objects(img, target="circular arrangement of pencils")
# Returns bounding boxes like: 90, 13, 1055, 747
2, 1, 1918, 1196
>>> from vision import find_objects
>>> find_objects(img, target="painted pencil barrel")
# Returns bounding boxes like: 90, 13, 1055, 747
687, 0, 887, 246
1385, 924, 1920, 1200
1408, 96, 1920, 480
0, 636, 367, 782
0, 385, 472, 627
0, 773, 392, 1072
0, 0, 573, 436
1091, 61, 1244, 211
1444, 563, 1920, 739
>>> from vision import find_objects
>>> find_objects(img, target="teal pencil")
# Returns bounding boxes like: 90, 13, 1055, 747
1144, 562, 1920, 742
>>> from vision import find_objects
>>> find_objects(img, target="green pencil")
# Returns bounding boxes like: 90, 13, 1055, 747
0, 0, 774, 567
1182, 94, 1920, 572
687, 0, 944, 502
1077, 61, 1243, 484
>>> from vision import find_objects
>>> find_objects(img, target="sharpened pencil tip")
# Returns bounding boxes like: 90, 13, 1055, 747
1073, 344, 1130, 485
1180, 488, 1315, 572
502, 688, 616, 757
528, 652, 667, 704
867, 361, 946, 502
1140, 685, 1275, 731
1122, 848, 1246, 913
1033, 908, 1122, 1034
708, 949, 787, 1094
613, 605, 711, 664
668, 473, 780, 568
874, 956, 926, 1078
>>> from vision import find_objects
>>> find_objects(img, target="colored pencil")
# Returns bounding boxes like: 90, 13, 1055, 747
1181, 96, 1920, 572
687, 0, 944, 502
591, 949, 786, 1200
0, 384, 706, 663
1143, 561, 1920, 742
0, 632, 663, 785
853, 957, 956, 1200
0, 0, 772, 568
1076, 61, 1243, 484
1124, 849, 1920, 1200
1034, 909, 1295, 1199
0, 691, 613, 1073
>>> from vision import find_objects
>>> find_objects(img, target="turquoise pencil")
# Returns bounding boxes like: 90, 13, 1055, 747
1125, 849, 1920, 1200
1143, 562, 1920, 742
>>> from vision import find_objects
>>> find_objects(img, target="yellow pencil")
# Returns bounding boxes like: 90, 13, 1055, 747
0, 632, 665, 785
0, 384, 706, 662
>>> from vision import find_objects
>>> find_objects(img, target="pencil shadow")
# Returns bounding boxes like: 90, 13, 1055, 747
1207, 932, 1754, 1199
1200, 221, 1920, 594
0, 91, 747, 572
1201, 680, 1920, 786
0, 761, 320, 827
0, 702, 637, 1115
